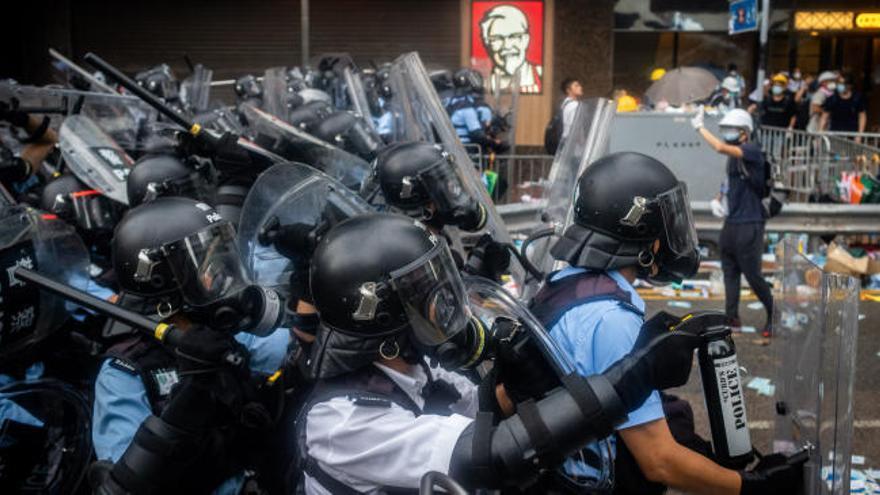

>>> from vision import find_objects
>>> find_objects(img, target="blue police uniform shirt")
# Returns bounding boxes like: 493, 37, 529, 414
449, 96, 483, 144
725, 142, 766, 224
0, 363, 47, 429
476, 105, 492, 127
92, 327, 291, 494
548, 267, 664, 483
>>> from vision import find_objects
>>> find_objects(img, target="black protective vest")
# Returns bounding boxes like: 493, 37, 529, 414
529, 270, 643, 330
105, 335, 179, 415
296, 364, 462, 495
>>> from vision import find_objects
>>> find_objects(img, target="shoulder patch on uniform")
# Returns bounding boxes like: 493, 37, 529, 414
351, 395, 392, 408
108, 357, 137, 375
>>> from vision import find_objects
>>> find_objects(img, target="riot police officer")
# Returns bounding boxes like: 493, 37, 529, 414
91, 197, 290, 494
447, 69, 494, 151
126, 152, 215, 207
296, 212, 709, 493
529, 152, 804, 494
368, 141, 514, 282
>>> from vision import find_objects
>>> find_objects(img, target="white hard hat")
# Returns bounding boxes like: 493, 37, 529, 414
719, 108, 753, 133
818, 71, 837, 84
721, 76, 740, 92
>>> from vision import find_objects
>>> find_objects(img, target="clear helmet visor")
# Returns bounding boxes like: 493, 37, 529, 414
389, 240, 471, 347
162, 222, 250, 307
657, 182, 699, 256
419, 158, 470, 215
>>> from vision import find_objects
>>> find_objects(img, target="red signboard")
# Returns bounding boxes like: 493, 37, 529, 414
470, 1, 544, 94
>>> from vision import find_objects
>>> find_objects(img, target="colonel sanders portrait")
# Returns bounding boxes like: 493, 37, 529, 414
480, 4, 543, 93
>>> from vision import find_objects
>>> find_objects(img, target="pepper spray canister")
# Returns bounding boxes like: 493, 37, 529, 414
698, 323, 753, 469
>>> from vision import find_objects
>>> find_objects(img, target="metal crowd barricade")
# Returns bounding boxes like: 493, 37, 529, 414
480, 154, 555, 205
823, 130, 880, 149
757, 126, 880, 202
773, 236, 859, 495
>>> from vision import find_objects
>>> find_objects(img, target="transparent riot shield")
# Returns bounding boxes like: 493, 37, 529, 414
237, 162, 372, 298
343, 67, 380, 135
261, 67, 290, 120
464, 275, 574, 378
773, 236, 859, 495
0, 83, 158, 153
58, 115, 134, 205
522, 98, 615, 300
240, 103, 368, 189
481, 64, 520, 155
0, 379, 92, 494
385, 52, 523, 288
179, 64, 213, 115
0, 207, 90, 364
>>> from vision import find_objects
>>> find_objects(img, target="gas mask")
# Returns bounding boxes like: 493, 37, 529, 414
403, 154, 487, 232
134, 222, 283, 336
388, 239, 490, 369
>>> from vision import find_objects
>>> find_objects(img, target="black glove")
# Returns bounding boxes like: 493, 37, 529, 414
173, 325, 250, 375
288, 260, 313, 304
603, 318, 702, 412
465, 234, 511, 282
0, 102, 29, 128
492, 316, 560, 403
0, 146, 30, 184
739, 451, 808, 495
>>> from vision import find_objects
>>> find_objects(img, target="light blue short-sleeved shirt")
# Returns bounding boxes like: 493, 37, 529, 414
547, 267, 664, 484
92, 327, 291, 494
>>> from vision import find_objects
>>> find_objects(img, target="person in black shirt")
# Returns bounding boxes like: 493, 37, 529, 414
821, 74, 867, 138
692, 107, 774, 338
759, 74, 796, 129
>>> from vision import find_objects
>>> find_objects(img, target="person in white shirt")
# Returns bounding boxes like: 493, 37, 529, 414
296, 212, 707, 494
560, 78, 583, 139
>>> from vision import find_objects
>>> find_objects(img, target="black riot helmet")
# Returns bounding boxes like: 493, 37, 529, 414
288, 100, 333, 132
310, 213, 482, 378
372, 141, 487, 232
551, 152, 700, 283
311, 111, 381, 159
112, 197, 282, 335
453, 68, 483, 92
126, 153, 214, 207
234, 74, 263, 103
135, 64, 179, 102
40, 174, 123, 249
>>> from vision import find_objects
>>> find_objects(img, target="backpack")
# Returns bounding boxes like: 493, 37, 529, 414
544, 99, 575, 155
737, 146, 786, 218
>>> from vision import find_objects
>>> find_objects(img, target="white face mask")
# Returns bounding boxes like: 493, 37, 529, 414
826, 82, 837, 91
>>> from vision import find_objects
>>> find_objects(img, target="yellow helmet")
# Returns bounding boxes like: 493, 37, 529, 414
650, 68, 666, 82
617, 95, 639, 113
771, 73, 788, 86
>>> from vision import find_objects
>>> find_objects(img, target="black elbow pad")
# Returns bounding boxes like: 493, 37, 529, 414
450, 374, 627, 490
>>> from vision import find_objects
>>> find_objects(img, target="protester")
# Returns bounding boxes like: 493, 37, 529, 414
757, 73, 797, 129
693, 108, 775, 338
807, 71, 838, 132
821, 73, 868, 139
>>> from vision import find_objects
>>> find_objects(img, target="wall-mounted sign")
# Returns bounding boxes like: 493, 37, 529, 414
729, 0, 758, 35
855, 13, 880, 29
470, 1, 544, 94
793, 11, 854, 31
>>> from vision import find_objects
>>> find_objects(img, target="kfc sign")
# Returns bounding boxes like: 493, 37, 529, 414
471, 1, 544, 94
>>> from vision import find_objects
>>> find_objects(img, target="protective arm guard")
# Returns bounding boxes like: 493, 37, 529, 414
96, 381, 218, 495
450, 373, 626, 489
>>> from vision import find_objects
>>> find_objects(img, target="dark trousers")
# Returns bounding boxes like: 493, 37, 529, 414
720, 221, 774, 325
